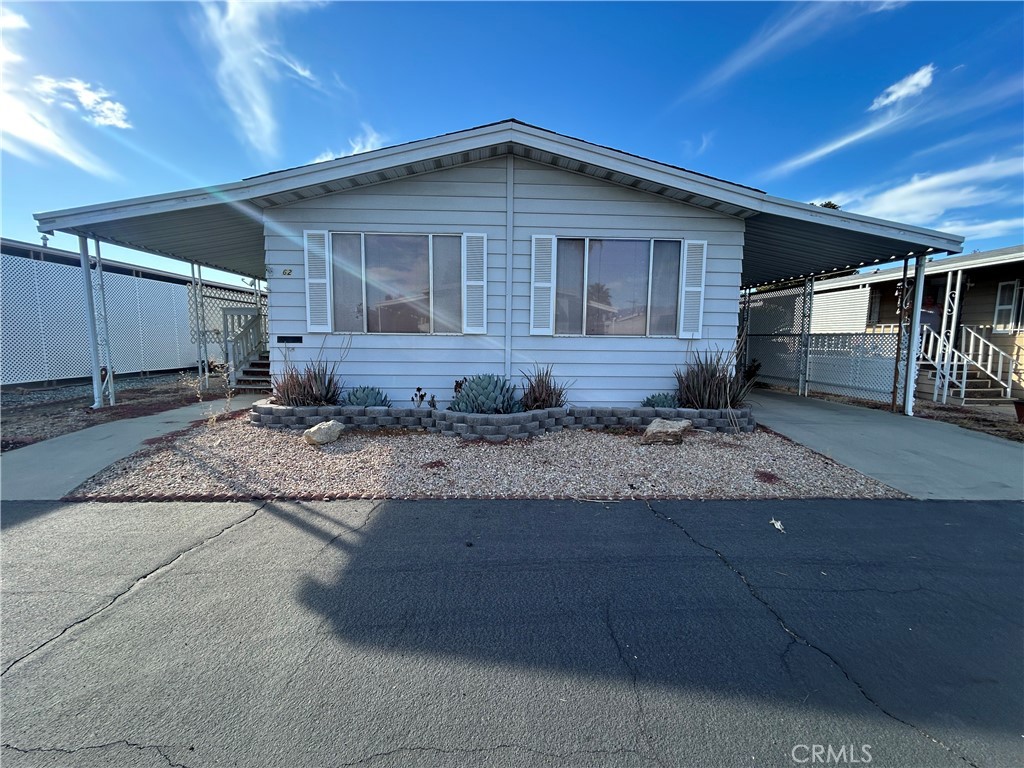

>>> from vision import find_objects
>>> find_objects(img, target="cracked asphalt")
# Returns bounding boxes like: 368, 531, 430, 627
1, 498, 1021, 767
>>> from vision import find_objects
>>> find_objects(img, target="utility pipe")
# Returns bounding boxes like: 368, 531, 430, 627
78, 235, 103, 409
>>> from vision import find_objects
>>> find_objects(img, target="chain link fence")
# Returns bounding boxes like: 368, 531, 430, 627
745, 283, 909, 404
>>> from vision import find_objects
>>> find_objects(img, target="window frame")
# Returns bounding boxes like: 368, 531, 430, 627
331, 231, 464, 336
554, 236, 684, 338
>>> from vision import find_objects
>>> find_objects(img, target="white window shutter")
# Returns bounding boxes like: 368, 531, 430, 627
679, 240, 707, 339
462, 233, 487, 334
530, 235, 556, 335
304, 231, 332, 332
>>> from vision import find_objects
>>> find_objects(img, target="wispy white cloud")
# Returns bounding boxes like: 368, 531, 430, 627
32, 76, 132, 129
764, 109, 911, 179
1, 8, 29, 65
0, 10, 124, 178
199, 0, 319, 159
937, 217, 1024, 241
310, 123, 386, 164
763, 62, 941, 179
688, 3, 841, 98
824, 156, 1023, 230
869, 64, 934, 111
682, 132, 714, 159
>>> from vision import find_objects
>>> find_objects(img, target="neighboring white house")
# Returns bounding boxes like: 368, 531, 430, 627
34, 120, 964, 406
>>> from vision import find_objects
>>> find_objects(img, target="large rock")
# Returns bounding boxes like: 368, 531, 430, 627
303, 420, 346, 445
641, 417, 692, 445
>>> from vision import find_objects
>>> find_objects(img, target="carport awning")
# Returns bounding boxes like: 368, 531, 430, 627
35, 120, 964, 284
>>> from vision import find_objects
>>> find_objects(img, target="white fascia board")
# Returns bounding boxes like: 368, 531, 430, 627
759, 194, 965, 254
34, 125, 522, 233
816, 248, 1024, 291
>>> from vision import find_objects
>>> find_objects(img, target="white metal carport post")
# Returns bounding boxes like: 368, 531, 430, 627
77, 236, 104, 409
92, 238, 116, 405
903, 254, 928, 416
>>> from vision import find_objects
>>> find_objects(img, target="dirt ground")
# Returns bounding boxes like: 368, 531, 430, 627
0, 374, 229, 452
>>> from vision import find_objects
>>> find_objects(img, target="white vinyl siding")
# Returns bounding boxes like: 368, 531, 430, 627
511, 159, 744, 406
269, 159, 507, 397
811, 286, 871, 333
269, 156, 745, 406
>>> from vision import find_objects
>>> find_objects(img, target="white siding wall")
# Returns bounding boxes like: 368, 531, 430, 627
264, 158, 508, 401
264, 156, 745, 406
810, 287, 870, 333
510, 159, 744, 405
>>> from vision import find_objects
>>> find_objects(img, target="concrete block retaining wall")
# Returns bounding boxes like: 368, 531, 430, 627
250, 400, 756, 442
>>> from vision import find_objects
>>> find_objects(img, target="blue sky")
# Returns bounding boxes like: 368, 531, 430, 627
2, 1, 1022, 284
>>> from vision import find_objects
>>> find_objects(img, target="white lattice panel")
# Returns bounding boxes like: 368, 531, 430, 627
1, 256, 49, 384
37, 259, 93, 381
1, 253, 237, 385
806, 333, 899, 403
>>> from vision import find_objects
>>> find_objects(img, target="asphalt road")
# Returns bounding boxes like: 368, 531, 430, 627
1, 499, 1021, 768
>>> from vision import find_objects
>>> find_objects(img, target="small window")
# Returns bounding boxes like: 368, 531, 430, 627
993, 281, 1019, 333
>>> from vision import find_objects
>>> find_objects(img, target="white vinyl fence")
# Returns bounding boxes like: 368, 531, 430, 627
1, 253, 260, 386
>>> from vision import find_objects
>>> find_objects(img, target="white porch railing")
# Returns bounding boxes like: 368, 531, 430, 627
919, 326, 970, 403
960, 326, 1016, 398
223, 307, 265, 386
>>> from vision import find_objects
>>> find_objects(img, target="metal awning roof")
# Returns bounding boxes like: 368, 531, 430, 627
35, 119, 964, 284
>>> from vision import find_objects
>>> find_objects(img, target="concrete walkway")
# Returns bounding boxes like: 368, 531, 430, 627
0, 396, 261, 501
747, 389, 1024, 501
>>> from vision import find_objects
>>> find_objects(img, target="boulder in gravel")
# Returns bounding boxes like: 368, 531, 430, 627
641, 418, 692, 445
303, 420, 346, 445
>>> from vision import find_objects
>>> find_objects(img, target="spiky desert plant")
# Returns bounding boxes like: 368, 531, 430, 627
449, 374, 523, 414
520, 364, 572, 411
674, 348, 755, 410
344, 385, 392, 408
273, 360, 343, 406
640, 392, 680, 408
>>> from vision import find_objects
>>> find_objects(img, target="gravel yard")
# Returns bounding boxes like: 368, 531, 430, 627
68, 414, 906, 500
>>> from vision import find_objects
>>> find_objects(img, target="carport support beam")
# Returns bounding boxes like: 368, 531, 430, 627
903, 254, 927, 416
78, 235, 104, 409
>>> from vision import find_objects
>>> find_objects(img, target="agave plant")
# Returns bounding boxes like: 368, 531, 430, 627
640, 392, 680, 408
449, 374, 523, 414
344, 385, 392, 408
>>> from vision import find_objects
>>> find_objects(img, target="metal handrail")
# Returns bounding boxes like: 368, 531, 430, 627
960, 326, 1015, 398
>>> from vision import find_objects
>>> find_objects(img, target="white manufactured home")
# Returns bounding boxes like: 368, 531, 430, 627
34, 120, 964, 408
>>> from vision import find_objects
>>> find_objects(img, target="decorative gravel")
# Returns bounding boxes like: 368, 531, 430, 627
67, 414, 906, 501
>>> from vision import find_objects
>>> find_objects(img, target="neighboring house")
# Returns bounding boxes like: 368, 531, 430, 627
811, 245, 1024, 400
0, 237, 261, 387
33, 120, 963, 406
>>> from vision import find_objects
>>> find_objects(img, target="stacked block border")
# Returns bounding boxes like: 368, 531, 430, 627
250, 400, 756, 443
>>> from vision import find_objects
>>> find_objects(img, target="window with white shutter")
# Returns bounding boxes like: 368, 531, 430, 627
462, 233, 487, 334
679, 240, 707, 339
304, 230, 332, 332
531, 235, 556, 335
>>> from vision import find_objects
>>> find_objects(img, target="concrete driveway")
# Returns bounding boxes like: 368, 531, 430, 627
2, 499, 1021, 767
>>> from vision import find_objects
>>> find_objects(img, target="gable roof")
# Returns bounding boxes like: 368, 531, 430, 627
35, 119, 964, 285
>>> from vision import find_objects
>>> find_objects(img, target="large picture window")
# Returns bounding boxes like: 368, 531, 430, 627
552, 238, 683, 337
330, 233, 463, 334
